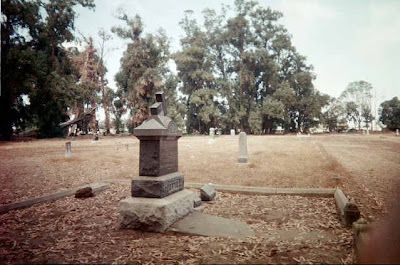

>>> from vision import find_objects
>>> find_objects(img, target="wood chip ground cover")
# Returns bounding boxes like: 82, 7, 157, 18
1, 183, 352, 264
1, 134, 399, 263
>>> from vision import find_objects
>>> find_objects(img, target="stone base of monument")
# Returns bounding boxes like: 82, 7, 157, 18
119, 189, 197, 232
131, 172, 184, 198
237, 156, 249, 166
237, 157, 248, 163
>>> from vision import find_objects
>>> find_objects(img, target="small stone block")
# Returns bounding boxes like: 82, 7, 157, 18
344, 203, 360, 226
119, 189, 196, 232
237, 157, 248, 163
193, 196, 202, 208
132, 172, 184, 198
75, 187, 94, 198
200, 184, 216, 201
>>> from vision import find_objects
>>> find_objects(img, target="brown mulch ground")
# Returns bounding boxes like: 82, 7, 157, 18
1, 182, 352, 264
0, 133, 399, 264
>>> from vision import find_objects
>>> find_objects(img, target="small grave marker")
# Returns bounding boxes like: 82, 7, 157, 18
230, 129, 235, 136
238, 132, 248, 163
209, 127, 215, 139
65, 142, 71, 157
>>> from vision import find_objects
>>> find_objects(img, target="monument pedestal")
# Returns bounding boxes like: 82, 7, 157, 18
131, 172, 184, 198
119, 91, 197, 233
119, 189, 197, 232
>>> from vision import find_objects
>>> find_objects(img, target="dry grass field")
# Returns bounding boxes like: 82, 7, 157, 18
0, 133, 399, 263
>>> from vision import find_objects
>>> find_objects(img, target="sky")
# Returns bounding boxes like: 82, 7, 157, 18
74, 0, 400, 113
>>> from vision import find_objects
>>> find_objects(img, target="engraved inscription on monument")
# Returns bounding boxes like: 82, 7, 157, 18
131, 173, 184, 198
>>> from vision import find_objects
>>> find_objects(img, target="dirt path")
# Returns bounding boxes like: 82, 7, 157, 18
316, 135, 400, 221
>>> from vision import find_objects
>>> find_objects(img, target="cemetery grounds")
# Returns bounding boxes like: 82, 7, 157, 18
0, 133, 399, 264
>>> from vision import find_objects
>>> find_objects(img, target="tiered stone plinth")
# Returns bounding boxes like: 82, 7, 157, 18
132, 172, 184, 198
120, 189, 197, 232
119, 92, 196, 232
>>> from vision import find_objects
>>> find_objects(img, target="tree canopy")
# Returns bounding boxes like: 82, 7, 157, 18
1, 0, 95, 139
3, 0, 394, 138
173, 0, 329, 134
379, 97, 400, 131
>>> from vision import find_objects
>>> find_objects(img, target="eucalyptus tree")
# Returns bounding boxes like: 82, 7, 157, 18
113, 14, 170, 127
379, 97, 400, 131
1, 0, 95, 138
173, 10, 218, 133
71, 37, 101, 133
339, 81, 373, 130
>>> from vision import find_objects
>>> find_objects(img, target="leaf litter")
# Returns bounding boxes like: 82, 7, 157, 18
0, 182, 353, 264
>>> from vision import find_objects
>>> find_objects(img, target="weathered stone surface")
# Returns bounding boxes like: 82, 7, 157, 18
75, 187, 94, 198
237, 132, 248, 163
193, 196, 202, 208
209, 128, 215, 139
65, 142, 71, 157
0, 183, 108, 214
119, 189, 196, 232
169, 211, 254, 239
133, 91, 182, 177
132, 172, 184, 198
335, 188, 360, 227
353, 218, 370, 257
138, 138, 178, 176
200, 184, 216, 201
185, 182, 336, 197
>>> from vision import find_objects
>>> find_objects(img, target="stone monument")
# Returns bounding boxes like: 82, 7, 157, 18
396, 129, 399, 136
237, 132, 248, 163
119, 92, 197, 232
230, 129, 235, 136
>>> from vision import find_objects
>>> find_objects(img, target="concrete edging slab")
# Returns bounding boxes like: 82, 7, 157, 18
334, 188, 360, 227
109, 180, 361, 227
184, 182, 336, 197
0, 183, 109, 214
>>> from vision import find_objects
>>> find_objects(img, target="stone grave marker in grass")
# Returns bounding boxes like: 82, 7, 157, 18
237, 132, 248, 164
65, 142, 71, 157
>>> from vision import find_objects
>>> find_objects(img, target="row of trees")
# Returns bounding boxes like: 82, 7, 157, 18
1, 0, 99, 138
1, 0, 398, 140
1, 0, 123, 138
114, 1, 329, 134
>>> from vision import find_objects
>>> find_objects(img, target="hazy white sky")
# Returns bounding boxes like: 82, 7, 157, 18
74, 0, 400, 106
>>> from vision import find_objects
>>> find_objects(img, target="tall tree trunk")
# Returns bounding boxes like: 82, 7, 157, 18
89, 102, 97, 133
100, 72, 110, 134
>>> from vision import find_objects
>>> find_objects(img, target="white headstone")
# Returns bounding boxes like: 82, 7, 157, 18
230, 129, 235, 136
396, 129, 399, 136
65, 142, 71, 157
209, 127, 215, 139
238, 132, 248, 163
